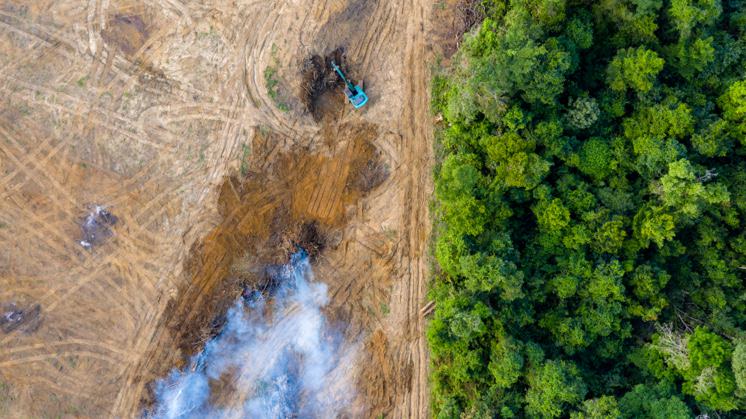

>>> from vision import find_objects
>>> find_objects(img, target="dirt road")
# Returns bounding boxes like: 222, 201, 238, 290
0, 0, 434, 417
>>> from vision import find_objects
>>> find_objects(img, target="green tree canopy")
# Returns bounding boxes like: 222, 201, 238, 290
607, 47, 665, 93
526, 360, 588, 418
429, 0, 746, 416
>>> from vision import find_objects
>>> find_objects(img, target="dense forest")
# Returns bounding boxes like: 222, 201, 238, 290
428, 0, 746, 417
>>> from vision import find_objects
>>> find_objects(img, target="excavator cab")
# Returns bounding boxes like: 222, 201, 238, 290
331, 61, 368, 109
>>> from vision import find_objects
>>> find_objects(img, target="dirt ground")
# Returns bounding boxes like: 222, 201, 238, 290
0, 0, 439, 417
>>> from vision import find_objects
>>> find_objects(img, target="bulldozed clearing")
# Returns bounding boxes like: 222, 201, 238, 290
0, 0, 437, 417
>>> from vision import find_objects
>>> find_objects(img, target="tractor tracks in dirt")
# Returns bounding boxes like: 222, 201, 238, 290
0, 0, 435, 417
391, 0, 434, 416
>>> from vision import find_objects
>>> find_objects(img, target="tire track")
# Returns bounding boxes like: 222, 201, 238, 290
381, 0, 434, 417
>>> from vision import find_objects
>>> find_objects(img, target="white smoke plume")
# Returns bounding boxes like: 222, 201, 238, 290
147, 251, 357, 418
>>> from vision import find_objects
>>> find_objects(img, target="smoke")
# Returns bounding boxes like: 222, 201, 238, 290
148, 251, 357, 418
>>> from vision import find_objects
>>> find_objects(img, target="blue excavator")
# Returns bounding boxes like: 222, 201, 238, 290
331, 61, 368, 109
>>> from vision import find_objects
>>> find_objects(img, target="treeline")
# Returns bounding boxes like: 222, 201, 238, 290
428, 0, 746, 417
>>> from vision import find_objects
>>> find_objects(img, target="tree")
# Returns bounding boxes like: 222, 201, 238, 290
719, 80, 746, 140
459, 252, 524, 300
441, 195, 488, 237
434, 229, 469, 278
526, 0, 567, 29
488, 336, 524, 389
593, 0, 663, 47
668, 0, 722, 39
657, 159, 730, 221
436, 153, 483, 202
526, 360, 587, 418
618, 383, 692, 419
499, 151, 552, 189
626, 265, 670, 320
577, 137, 614, 181
682, 327, 738, 411
607, 47, 665, 93
481, 131, 551, 190
570, 396, 622, 419
534, 198, 571, 232
733, 339, 746, 394
450, 9, 573, 123
592, 218, 627, 254
667, 36, 715, 79
449, 303, 490, 340
565, 17, 594, 50
522, 37, 572, 105
540, 257, 629, 356
623, 101, 695, 141
721, 80, 746, 121
691, 118, 732, 157
651, 323, 691, 372
633, 205, 676, 248
621, 100, 694, 177
436, 153, 489, 237
567, 96, 600, 130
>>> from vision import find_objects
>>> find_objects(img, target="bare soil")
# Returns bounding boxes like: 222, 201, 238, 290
0, 0, 439, 417
431, 0, 487, 59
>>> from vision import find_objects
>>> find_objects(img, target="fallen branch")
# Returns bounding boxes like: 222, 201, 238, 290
420, 300, 436, 317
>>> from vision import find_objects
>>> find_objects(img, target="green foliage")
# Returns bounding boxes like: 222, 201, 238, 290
720, 80, 746, 140
733, 340, 746, 393
526, 0, 567, 29
444, 7, 574, 123
633, 205, 676, 248
618, 383, 692, 418
691, 118, 732, 157
567, 96, 600, 130
577, 137, 613, 181
565, 17, 593, 50
0, 380, 9, 414
621, 100, 694, 176
525, 360, 587, 418
429, 0, 746, 416
681, 327, 738, 410
667, 36, 716, 79
488, 336, 524, 389
570, 396, 622, 419
607, 47, 665, 94
460, 253, 524, 300
240, 143, 251, 176
657, 159, 730, 221
627, 264, 670, 320
264, 66, 289, 112
669, 0, 722, 39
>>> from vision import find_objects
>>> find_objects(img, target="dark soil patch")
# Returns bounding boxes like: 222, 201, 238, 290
295, 221, 326, 259
300, 47, 353, 121
102, 14, 149, 56
79, 205, 118, 249
349, 156, 389, 193
0, 302, 41, 334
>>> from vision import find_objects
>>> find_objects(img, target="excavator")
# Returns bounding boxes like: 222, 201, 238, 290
331, 61, 368, 109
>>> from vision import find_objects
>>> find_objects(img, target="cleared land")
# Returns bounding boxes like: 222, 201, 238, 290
0, 0, 437, 417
